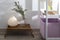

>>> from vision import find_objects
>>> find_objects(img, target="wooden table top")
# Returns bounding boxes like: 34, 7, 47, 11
7, 24, 31, 30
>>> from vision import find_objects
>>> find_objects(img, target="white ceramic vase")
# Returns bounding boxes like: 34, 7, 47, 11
8, 16, 18, 27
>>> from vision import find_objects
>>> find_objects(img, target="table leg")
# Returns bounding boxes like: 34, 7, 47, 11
31, 33, 34, 38
31, 29, 34, 38
4, 33, 7, 38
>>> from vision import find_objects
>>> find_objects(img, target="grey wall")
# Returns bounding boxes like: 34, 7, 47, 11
0, 0, 23, 29
0, 0, 43, 29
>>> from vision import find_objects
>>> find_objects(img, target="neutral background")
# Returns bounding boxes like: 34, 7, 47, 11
0, 0, 46, 29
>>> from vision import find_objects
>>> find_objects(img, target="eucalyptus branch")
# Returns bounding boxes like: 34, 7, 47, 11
12, 1, 27, 20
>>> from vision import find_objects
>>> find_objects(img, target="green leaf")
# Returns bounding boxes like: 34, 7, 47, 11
12, 1, 26, 19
